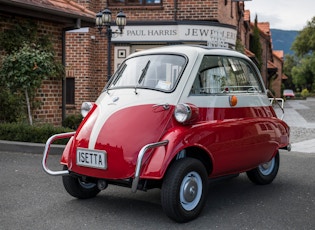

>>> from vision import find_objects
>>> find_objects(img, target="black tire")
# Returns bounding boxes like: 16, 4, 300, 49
62, 166, 100, 199
161, 158, 208, 223
246, 152, 280, 185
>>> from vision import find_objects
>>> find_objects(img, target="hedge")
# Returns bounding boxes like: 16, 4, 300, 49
0, 123, 73, 144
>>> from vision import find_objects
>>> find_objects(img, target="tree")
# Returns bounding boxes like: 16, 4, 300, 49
0, 43, 63, 125
290, 16, 315, 91
292, 17, 315, 57
291, 55, 315, 90
0, 21, 64, 125
283, 54, 298, 90
250, 15, 263, 70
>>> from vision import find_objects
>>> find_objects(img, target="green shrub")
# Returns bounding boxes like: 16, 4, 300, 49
0, 123, 73, 144
0, 89, 25, 123
62, 114, 83, 130
301, 88, 310, 98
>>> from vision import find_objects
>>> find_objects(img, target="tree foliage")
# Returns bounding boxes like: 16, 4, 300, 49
292, 17, 315, 57
1, 43, 61, 91
283, 54, 298, 90
250, 15, 263, 70
288, 16, 315, 91
0, 20, 64, 124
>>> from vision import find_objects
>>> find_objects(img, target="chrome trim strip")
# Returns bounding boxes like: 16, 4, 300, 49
42, 132, 76, 176
131, 140, 169, 192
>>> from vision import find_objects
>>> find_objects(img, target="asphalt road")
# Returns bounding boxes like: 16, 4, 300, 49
0, 150, 314, 230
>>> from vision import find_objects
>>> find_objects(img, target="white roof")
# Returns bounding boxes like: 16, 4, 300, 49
128, 45, 250, 61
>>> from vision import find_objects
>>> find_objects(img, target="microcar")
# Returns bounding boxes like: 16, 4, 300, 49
43, 45, 290, 223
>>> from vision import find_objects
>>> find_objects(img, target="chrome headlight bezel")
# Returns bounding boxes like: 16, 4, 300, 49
174, 103, 192, 123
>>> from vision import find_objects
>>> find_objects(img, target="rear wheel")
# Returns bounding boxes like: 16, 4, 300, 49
62, 166, 100, 199
161, 158, 208, 223
246, 152, 280, 185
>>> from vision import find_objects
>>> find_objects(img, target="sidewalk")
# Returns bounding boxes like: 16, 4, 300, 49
0, 139, 64, 155
275, 97, 315, 153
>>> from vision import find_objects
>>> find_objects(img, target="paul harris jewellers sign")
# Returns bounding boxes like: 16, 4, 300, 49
112, 24, 237, 48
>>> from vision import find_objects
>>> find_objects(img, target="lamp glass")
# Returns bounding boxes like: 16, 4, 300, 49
96, 12, 103, 26
116, 11, 127, 27
102, 8, 112, 25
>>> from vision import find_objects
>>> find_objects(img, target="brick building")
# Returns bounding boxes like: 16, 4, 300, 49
0, 0, 284, 125
0, 0, 96, 124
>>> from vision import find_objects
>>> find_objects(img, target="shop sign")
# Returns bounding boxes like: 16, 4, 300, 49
112, 24, 237, 47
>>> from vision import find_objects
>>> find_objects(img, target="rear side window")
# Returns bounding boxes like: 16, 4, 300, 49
190, 56, 263, 95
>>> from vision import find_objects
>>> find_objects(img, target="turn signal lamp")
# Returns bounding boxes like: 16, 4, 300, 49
229, 95, 238, 107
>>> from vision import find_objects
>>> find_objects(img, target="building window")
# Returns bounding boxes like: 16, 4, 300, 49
109, 0, 162, 6
66, 78, 75, 104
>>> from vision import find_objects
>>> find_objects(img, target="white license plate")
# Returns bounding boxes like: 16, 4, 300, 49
76, 148, 107, 169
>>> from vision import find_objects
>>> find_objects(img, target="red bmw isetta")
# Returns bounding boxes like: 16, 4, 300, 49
43, 45, 290, 222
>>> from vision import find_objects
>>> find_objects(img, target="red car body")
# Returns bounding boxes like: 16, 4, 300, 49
43, 45, 290, 222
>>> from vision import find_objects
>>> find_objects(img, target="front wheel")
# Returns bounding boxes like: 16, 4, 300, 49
161, 158, 208, 223
246, 152, 280, 185
62, 166, 100, 199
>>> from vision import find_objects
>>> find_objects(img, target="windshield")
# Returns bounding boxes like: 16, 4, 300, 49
108, 54, 187, 92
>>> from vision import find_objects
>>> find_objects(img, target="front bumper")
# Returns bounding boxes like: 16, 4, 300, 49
42, 132, 168, 192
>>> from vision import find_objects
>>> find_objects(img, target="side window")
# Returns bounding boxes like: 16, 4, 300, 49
190, 56, 263, 95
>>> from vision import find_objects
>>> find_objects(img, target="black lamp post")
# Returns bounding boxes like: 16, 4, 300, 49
96, 8, 127, 81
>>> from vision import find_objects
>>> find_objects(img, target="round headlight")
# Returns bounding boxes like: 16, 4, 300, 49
81, 102, 93, 118
174, 104, 192, 123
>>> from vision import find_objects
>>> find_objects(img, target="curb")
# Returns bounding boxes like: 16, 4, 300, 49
0, 140, 65, 155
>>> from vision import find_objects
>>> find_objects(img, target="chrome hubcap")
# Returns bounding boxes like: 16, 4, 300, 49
180, 171, 202, 211
183, 178, 198, 202
259, 157, 275, 176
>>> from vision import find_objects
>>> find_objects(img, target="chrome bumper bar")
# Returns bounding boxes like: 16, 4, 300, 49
131, 140, 169, 192
42, 131, 168, 192
42, 132, 75, 176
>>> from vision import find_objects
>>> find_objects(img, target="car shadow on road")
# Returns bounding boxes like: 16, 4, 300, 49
60, 173, 283, 226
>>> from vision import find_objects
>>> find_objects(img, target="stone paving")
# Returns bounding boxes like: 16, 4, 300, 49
274, 97, 315, 153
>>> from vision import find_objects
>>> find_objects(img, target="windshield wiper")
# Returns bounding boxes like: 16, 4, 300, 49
138, 60, 151, 84
135, 60, 151, 94
111, 63, 127, 87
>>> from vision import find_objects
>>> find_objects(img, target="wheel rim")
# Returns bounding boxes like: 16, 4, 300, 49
258, 157, 275, 176
179, 171, 202, 211
78, 179, 96, 189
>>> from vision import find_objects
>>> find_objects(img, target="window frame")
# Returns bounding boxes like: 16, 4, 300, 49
106, 53, 188, 93
190, 55, 265, 96
108, 0, 162, 6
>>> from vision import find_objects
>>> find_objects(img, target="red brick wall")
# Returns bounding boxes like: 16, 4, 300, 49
33, 20, 64, 125
34, 79, 62, 124
65, 29, 115, 122
95, 0, 224, 22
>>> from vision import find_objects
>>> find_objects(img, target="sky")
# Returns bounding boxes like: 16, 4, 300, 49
244, 0, 315, 30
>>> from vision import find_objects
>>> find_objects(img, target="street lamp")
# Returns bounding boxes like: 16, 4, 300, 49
96, 8, 127, 81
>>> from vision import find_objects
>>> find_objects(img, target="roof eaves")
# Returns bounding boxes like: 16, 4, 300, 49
0, 0, 95, 23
